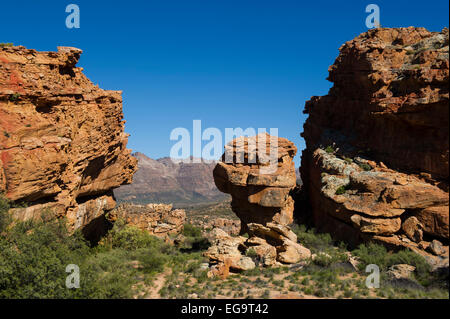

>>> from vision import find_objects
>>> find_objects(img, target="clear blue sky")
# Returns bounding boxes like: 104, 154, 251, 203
1, 0, 448, 166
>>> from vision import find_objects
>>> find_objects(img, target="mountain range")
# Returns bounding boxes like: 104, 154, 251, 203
113, 153, 228, 206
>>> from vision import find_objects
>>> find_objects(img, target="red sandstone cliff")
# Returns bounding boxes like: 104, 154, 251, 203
0, 45, 137, 235
300, 27, 449, 266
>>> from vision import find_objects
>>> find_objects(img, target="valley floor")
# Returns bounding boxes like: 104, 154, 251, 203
0, 195, 448, 299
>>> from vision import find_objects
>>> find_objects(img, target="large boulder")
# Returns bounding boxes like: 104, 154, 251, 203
206, 136, 311, 273
213, 133, 298, 231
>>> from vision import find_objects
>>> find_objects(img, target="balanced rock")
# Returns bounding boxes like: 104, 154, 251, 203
213, 133, 298, 231
207, 134, 311, 272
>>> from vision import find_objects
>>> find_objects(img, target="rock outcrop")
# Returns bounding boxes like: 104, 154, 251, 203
0, 46, 137, 236
300, 27, 449, 265
195, 217, 241, 236
110, 203, 186, 239
208, 134, 311, 274
213, 133, 298, 232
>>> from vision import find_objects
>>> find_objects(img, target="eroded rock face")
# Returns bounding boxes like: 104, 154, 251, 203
213, 133, 298, 231
300, 27, 449, 263
207, 134, 311, 274
110, 203, 186, 239
0, 46, 137, 234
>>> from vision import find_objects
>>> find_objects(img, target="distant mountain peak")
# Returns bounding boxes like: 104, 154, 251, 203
115, 152, 227, 205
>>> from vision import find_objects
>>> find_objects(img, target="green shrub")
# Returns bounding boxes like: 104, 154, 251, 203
335, 185, 347, 195
313, 253, 333, 267
9, 93, 20, 102
182, 223, 202, 238
0, 213, 174, 298
291, 224, 334, 253
0, 217, 94, 298
101, 219, 166, 251
0, 194, 11, 233
325, 145, 335, 154
358, 163, 372, 171
343, 157, 353, 164
352, 242, 432, 286
0, 43, 13, 48
246, 247, 257, 258
180, 223, 209, 251
352, 242, 390, 271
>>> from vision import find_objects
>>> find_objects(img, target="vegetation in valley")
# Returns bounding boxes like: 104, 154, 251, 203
0, 194, 448, 299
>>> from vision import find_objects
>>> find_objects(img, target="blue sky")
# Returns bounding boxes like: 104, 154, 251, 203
1, 0, 448, 166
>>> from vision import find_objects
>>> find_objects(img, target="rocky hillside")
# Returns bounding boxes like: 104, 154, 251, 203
300, 27, 449, 266
0, 45, 137, 237
114, 152, 228, 205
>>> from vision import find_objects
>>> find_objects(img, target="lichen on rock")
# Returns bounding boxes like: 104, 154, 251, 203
300, 27, 449, 267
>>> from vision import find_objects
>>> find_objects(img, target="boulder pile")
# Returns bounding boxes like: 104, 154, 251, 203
110, 203, 186, 239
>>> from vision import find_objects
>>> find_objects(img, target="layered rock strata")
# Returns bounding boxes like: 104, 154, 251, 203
300, 27, 449, 267
208, 134, 311, 274
213, 133, 298, 231
0, 45, 137, 235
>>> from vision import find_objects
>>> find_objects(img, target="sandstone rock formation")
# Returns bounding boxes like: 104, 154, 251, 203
213, 133, 298, 232
204, 228, 255, 275
0, 46, 137, 236
197, 217, 241, 236
300, 27, 449, 266
207, 134, 311, 274
110, 203, 186, 239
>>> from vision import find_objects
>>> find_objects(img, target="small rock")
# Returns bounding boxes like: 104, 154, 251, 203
387, 264, 416, 280
231, 256, 256, 271
277, 240, 311, 264
402, 216, 424, 242
199, 263, 209, 271
379, 162, 388, 169
394, 177, 408, 186
418, 241, 430, 250
428, 239, 445, 256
